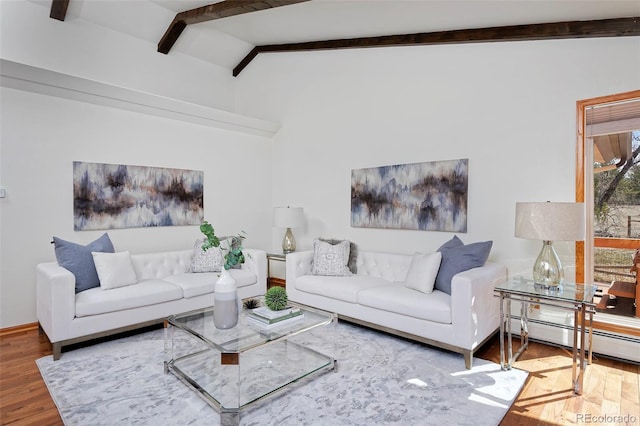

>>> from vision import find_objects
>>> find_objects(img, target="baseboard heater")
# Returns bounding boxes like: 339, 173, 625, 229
508, 314, 640, 365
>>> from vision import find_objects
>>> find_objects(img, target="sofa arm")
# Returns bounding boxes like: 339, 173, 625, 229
36, 262, 76, 343
241, 248, 267, 292
450, 262, 507, 349
286, 251, 314, 284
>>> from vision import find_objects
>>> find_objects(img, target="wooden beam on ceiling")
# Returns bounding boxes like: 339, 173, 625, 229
233, 17, 640, 76
158, 0, 310, 55
49, 0, 69, 21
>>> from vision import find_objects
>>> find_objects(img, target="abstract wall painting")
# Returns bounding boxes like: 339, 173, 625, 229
73, 161, 203, 231
351, 158, 468, 232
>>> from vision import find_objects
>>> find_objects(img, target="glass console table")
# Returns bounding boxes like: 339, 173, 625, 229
164, 299, 336, 425
494, 277, 597, 395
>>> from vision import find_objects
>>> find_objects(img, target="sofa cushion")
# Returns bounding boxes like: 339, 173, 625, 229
404, 252, 442, 294
165, 269, 257, 299
435, 239, 493, 295
312, 239, 352, 276
131, 250, 192, 281
227, 268, 258, 287
355, 251, 413, 281
164, 273, 216, 299
92, 251, 138, 290
294, 275, 389, 303
190, 239, 224, 273
75, 279, 183, 317
53, 233, 115, 293
357, 285, 452, 324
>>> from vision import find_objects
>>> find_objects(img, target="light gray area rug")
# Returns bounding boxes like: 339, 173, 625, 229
37, 322, 527, 425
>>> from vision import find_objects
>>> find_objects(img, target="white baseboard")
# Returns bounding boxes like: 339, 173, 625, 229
508, 315, 640, 364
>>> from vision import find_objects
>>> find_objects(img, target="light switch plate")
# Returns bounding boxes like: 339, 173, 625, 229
0, 189, 6, 198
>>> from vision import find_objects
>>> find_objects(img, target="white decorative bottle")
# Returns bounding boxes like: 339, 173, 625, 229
214, 269, 239, 329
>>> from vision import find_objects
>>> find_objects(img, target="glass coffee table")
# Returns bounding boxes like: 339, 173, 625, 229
164, 299, 336, 425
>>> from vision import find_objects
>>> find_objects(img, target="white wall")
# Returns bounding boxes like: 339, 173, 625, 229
236, 37, 640, 275
0, 0, 273, 328
0, 88, 272, 327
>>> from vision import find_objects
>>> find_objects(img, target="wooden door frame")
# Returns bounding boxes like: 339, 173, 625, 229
575, 89, 640, 283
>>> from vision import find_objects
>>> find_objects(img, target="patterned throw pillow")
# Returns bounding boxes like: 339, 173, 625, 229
311, 239, 353, 276
190, 239, 223, 273
319, 238, 358, 274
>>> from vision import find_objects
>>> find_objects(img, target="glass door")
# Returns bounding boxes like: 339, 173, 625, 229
577, 91, 640, 331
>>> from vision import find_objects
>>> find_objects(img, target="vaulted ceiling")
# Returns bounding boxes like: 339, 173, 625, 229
48, 0, 640, 76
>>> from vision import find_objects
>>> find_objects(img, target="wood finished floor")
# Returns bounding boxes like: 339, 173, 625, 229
0, 326, 638, 426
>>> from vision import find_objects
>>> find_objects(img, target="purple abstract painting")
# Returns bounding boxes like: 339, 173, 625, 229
351, 159, 468, 232
73, 161, 203, 230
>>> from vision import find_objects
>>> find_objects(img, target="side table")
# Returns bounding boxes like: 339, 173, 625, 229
494, 277, 596, 395
266, 253, 286, 289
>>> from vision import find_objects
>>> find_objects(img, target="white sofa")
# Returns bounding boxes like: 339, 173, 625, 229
286, 250, 506, 369
36, 248, 267, 360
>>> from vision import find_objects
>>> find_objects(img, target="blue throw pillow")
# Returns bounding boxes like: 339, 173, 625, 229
435, 238, 492, 295
438, 235, 465, 251
53, 233, 115, 293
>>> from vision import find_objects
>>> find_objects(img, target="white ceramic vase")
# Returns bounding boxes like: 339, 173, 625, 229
213, 268, 239, 329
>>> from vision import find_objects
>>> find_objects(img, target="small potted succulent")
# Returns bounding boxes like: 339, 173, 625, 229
265, 286, 288, 311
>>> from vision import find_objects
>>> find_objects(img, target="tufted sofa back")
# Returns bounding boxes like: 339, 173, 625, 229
355, 251, 413, 282
131, 250, 193, 281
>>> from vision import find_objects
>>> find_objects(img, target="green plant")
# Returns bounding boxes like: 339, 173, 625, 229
199, 221, 246, 270
223, 238, 246, 270
199, 221, 220, 251
264, 286, 288, 311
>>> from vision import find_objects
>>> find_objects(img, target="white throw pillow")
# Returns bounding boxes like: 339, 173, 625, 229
311, 239, 352, 276
404, 252, 442, 294
190, 239, 224, 273
92, 251, 138, 290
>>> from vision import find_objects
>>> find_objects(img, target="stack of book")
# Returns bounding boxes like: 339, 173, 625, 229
247, 306, 304, 329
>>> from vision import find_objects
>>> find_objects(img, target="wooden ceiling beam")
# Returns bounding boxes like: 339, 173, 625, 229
233, 17, 640, 76
50, 0, 70, 21
158, 0, 309, 55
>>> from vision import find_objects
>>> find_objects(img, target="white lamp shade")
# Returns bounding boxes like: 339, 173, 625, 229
273, 207, 304, 228
515, 202, 585, 241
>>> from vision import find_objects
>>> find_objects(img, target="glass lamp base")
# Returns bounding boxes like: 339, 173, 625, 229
282, 228, 296, 254
532, 240, 564, 287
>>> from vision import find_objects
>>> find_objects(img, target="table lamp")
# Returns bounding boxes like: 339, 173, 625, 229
273, 206, 304, 254
515, 202, 585, 287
